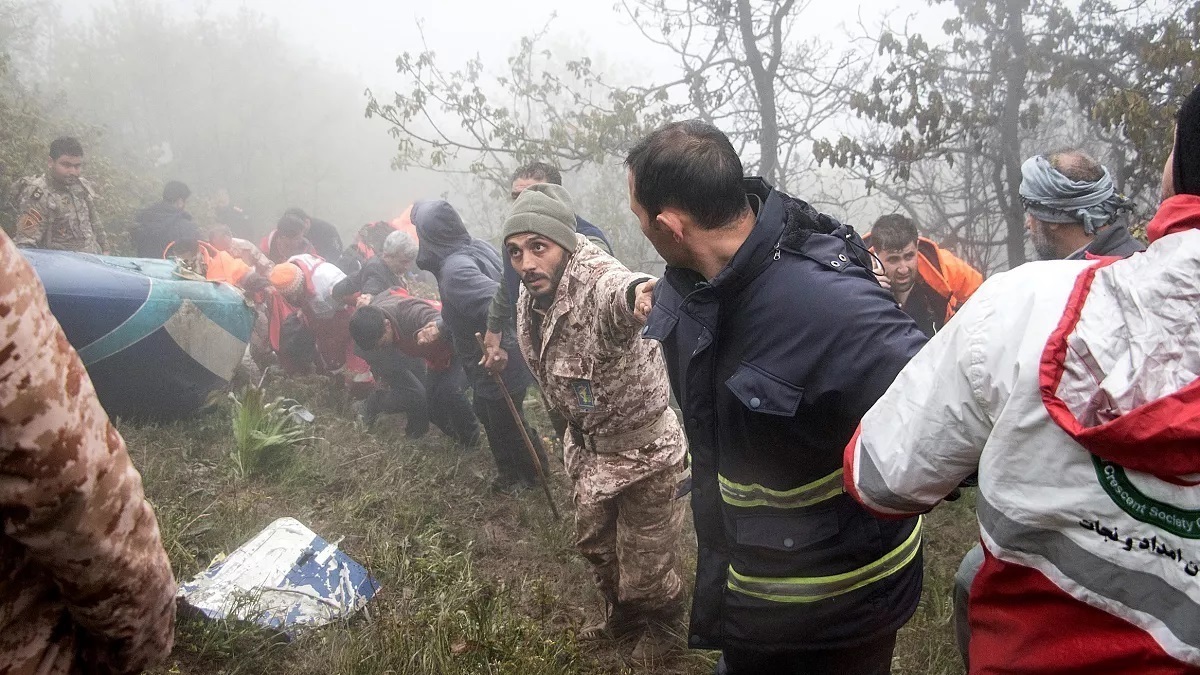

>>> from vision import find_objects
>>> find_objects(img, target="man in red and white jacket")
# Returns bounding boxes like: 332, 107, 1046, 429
846, 84, 1200, 673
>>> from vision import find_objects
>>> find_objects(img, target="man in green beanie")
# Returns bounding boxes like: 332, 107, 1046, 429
504, 183, 687, 663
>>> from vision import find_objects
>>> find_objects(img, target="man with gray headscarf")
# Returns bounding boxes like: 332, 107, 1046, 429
1019, 149, 1144, 259
939, 148, 1147, 668
332, 229, 416, 300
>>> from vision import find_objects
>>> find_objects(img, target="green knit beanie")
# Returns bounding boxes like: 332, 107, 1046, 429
503, 183, 578, 253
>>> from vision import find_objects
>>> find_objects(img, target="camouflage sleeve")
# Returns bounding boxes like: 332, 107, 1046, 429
12, 181, 46, 247
594, 261, 652, 341
84, 185, 108, 252
486, 277, 512, 334
0, 231, 176, 670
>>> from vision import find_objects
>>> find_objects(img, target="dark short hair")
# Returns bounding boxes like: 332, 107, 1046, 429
276, 214, 307, 237
624, 120, 748, 230
349, 306, 387, 350
49, 137, 83, 159
163, 180, 191, 203
511, 161, 562, 186
871, 214, 920, 251
284, 207, 309, 221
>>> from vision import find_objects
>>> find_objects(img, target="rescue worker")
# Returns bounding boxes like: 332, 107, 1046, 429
629, 120, 927, 674
349, 290, 481, 448
502, 183, 685, 661
846, 84, 1200, 673
1020, 148, 1145, 260
209, 224, 274, 276
132, 180, 201, 258
268, 253, 368, 389
1, 228, 176, 673
12, 136, 108, 253
481, 162, 615, 440
283, 207, 343, 261
410, 199, 549, 493
335, 220, 398, 276
333, 229, 415, 299
263, 213, 317, 264
865, 214, 983, 337
945, 147, 1148, 669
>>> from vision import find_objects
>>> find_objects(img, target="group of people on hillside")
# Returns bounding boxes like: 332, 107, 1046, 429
5, 82, 1200, 675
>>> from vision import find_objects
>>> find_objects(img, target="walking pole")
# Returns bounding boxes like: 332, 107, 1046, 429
476, 333, 560, 520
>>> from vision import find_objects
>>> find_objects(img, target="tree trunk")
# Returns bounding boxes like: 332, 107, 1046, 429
735, 0, 781, 188
999, 0, 1030, 268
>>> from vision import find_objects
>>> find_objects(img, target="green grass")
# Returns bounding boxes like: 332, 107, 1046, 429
123, 376, 976, 674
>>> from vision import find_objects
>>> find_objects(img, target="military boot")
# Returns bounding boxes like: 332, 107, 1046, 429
630, 622, 683, 662
578, 601, 639, 642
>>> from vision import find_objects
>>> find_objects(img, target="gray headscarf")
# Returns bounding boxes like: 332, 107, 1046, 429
1019, 155, 1133, 234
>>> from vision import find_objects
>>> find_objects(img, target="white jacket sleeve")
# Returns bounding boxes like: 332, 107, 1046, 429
846, 283, 997, 517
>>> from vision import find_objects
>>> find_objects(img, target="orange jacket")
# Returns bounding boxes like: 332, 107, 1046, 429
164, 240, 252, 287
865, 235, 984, 324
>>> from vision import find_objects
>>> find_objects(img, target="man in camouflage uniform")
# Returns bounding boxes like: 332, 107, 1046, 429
501, 183, 686, 662
1, 228, 176, 672
12, 136, 108, 253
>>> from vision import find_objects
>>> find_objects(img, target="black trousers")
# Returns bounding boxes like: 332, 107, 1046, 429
427, 361, 481, 448
361, 349, 480, 446
472, 386, 549, 485
715, 632, 897, 675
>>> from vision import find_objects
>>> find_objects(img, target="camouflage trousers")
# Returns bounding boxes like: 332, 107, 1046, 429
574, 461, 686, 621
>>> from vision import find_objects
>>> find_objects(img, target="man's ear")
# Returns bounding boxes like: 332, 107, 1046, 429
656, 210, 687, 243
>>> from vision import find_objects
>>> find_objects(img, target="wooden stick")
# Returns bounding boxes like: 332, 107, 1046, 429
476, 333, 560, 520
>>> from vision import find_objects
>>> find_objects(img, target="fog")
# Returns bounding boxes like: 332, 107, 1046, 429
1, 0, 1188, 272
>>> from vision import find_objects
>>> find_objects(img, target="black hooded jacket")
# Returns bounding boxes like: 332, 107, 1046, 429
133, 201, 202, 258
412, 200, 532, 399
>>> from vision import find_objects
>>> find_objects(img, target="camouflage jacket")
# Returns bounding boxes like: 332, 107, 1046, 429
0, 230, 176, 674
515, 236, 684, 491
12, 174, 107, 253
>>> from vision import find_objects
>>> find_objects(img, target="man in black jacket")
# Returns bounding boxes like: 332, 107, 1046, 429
410, 199, 549, 493
333, 230, 415, 299
1019, 149, 1144, 260
133, 181, 201, 258
629, 121, 927, 674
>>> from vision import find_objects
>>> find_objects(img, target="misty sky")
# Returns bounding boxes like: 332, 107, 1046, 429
59, 0, 923, 87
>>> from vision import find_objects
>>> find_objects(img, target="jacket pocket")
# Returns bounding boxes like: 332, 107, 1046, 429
733, 509, 840, 553
641, 308, 678, 342
549, 355, 593, 380
725, 362, 803, 416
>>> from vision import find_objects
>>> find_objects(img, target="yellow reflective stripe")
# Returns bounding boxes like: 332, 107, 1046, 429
726, 516, 923, 603
718, 469, 845, 509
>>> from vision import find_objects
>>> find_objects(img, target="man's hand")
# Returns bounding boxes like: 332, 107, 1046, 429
633, 278, 657, 323
355, 293, 373, 308
871, 257, 892, 292
478, 329, 508, 374
416, 320, 441, 346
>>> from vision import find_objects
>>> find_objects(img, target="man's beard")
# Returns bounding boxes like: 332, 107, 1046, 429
1030, 224, 1058, 260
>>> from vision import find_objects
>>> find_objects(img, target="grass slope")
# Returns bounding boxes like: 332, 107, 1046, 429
124, 375, 976, 675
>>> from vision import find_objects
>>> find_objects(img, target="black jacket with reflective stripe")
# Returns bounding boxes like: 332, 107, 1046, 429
644, 178, 927, 651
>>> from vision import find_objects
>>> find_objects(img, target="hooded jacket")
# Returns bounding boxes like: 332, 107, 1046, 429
133, 201, 202, 258
645, 178, 927, 652
411, 200, 532, 398
847, 194, 1200, 673
862, 234, 983, 336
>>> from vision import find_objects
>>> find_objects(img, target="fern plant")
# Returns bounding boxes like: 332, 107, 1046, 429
228, 385, 318, 480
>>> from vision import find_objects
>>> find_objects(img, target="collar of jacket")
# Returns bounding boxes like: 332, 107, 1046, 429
1081, 223, 1141, 258
662, 177, 784, 305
